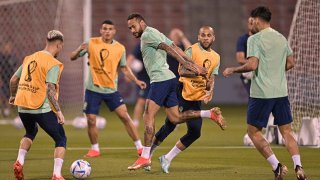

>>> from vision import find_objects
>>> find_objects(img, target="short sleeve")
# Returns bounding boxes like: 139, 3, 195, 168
119, 51, 126, 67
14, 65, 23, 78
46, 65, 60, 84
247, 36, 260, 59
185, 47, 192, 57
212, 62, 220, 76
286, 42, 293, 56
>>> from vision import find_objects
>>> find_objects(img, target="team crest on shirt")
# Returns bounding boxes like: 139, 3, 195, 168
25, 60, 37, 82
203, 59, 211, 70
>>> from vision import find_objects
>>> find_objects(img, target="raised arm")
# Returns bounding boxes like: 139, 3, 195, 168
70, 43, 88, 61
285, 55, 295, 71
158, 43, 207, 76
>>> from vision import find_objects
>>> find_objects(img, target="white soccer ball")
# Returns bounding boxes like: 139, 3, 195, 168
70, 159, 91, 179
13, 116, 24, 129
72, 116, 87, 129
243, 133, 254, 146
96, 116, 107, 129
130, 59, 143, 73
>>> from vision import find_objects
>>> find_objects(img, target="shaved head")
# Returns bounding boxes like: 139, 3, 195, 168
198, 26, 215, 50
199, 26, 214, 36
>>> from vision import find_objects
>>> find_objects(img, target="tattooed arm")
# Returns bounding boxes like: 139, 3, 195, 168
47, 83, 65, 124
9, 75, 20, 104
158, 43, 207, 76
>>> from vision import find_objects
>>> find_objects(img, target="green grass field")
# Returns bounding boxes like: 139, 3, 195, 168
0, 105, 319, 179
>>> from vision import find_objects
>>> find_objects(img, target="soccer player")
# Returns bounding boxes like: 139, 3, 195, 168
153, 26, 221, 173
236, 17, 254, 94
127, 42, 150, 127
10, 30, 66, 180
70, 20, 145, 158
127, 13, 226, 170
223, 6, 307, 180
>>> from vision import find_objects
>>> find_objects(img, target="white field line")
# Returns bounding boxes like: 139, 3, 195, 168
0, 146, 284, 151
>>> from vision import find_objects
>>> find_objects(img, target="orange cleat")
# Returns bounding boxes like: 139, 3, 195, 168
137, 148, 143, 156
84, 149, 100, 158
128, 157, 151, 170
210, 107, 226, 130
52, 175, 65, 180
13, 160, 24, 180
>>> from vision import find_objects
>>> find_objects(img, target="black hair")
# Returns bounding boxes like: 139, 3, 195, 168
250, 6, 272, 22
102, 20, 114, 25
127, 13, 145, 21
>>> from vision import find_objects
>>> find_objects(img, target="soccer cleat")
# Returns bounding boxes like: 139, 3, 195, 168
128, 157, 151, 170
84, 149, 100, 158
144, 165, 152, 172
13, 160, 24, 180
295, 165, 307, 180
137, 148, 143, 156
210, 107, 226, 130
159, 155, 171, 174
273, 163, 288, 180
52, 175, 65, 180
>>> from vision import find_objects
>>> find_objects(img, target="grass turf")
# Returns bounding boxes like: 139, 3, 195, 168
0, 105, 319, 179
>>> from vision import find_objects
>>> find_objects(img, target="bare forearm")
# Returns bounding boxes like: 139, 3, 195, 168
70, 48, 81, 60
47, 83, 61, 112
10, 81, 18, 97
171, 44, 193, 63
158, 43, 186, 65
121, 66, 138, 82
10, 75, 19, 97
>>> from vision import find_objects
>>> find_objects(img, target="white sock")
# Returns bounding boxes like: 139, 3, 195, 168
164, 145, 182, 162
141, 146, 151, 159
200, 110, 211, 118
91, 143, 100, 152
17, 149, 27, 165
292, 154, 302, 168
134, 140, 143, 149
53, 158, 64, 177
267, 154, 280, 170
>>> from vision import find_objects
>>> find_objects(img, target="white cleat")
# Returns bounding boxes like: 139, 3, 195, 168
159, 155, 171, 174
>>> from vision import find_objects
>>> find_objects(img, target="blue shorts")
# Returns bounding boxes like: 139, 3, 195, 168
84, 90, 124, 114
247, 96, 293, 128
19, 111, 67, 147
148, 78, 178, 108
137, 83, 150, 99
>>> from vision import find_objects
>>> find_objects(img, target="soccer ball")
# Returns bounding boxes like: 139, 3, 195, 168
13, 116, 24, 129
70, 159, 91, 179
243, 133, 254, 146
72, 116, 87, 129
96, 116, 107, 129
130, 59, 143, 73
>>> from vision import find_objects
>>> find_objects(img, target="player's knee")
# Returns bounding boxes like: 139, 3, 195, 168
188, 129, 201, 140
24, 127, 38, 141
86, 116, 96, 127
55, 135, 67, 148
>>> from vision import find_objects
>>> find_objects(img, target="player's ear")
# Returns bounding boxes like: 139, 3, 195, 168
212, 35, 215, 42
